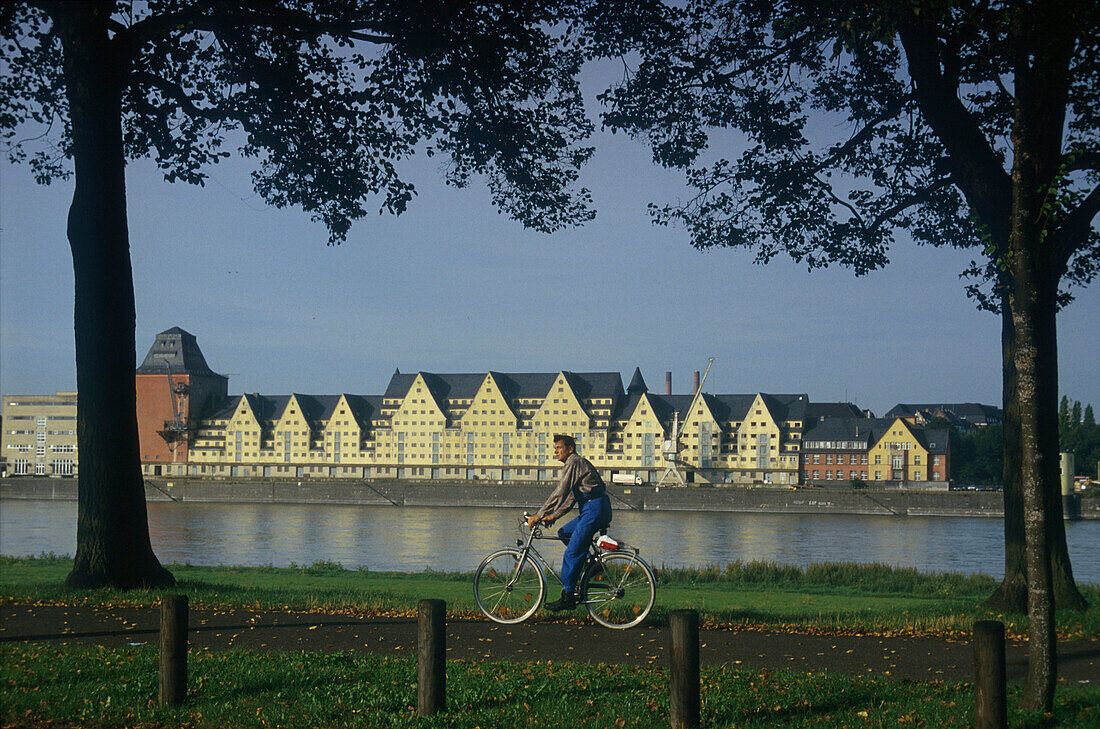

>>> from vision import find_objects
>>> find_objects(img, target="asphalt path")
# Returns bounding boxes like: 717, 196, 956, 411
2, 604, 1096, 688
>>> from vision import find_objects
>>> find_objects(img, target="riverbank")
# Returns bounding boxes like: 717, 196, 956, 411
3, 476, 1097, 519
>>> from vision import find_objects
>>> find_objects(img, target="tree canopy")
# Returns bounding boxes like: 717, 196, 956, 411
0, 0, 600, 590
598, 0, 1098, 297
1, 0, 596, 242
595, 0, 1098, 711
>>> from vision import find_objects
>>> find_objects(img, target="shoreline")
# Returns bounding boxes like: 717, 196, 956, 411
4, 477, 1096, 519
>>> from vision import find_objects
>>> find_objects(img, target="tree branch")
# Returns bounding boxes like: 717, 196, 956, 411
815, 93, 912, 174
116, 1, 394, 59
130, 71, 235, 123
870, 177, 954, 231
899, 19, 1013, 252
1064, 149, 1100, 174
1052, 183, 1100, 266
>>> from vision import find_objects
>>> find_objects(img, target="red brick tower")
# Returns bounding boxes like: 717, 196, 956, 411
135, 327, 228, 472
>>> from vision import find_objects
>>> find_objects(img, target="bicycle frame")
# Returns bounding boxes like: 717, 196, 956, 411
510, 521, 603, 605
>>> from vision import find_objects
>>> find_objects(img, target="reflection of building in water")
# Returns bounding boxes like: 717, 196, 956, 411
4, 326, 954, 489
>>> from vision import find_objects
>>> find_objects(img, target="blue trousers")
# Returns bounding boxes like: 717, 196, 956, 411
557, 494, 612, 593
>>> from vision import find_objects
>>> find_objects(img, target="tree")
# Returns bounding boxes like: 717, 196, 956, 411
1, 0, 594, 588
596, 0, 1098, 710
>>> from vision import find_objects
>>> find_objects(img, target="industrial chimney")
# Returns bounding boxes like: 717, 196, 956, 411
693, 370, 700, 394
666, 371, 672, 395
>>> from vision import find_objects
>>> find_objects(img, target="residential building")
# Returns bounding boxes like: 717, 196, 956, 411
1, 391, 78, 477
4, 328, 953, 488
885, 402, 1003, 429
867, 417, 950, 485
800, 417, 880, 484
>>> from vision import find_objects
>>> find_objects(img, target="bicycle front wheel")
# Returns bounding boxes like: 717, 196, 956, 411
474, 549, 546, 624
581, 552, 656, 629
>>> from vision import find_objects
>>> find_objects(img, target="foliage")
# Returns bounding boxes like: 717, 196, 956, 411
3, 643, 1098, 728
949, 401, 1100, 485
596, 0, 1099, 301
1059, 397, 1100, 478
0, 1, 596, 241
951, 425, 1006, 486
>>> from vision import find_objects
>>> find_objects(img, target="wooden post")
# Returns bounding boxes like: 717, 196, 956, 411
158, 594, 188, 706
418, 599, 446, 716
669, 609, 700, 729
973, 620, 1007, 729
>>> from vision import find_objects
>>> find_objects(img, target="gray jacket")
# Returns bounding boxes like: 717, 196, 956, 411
534, 452, 605, 522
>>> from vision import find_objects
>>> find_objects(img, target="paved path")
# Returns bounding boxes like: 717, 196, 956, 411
2, 604, 1096, 687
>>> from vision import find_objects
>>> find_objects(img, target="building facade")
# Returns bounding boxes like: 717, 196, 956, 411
1, 392, 78, 477
3, 328, 953, 487
801, 415, 949, 487
135, 327, 228, 471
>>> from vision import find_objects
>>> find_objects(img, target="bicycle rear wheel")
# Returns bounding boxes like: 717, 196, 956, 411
474, 549, 546, 624
581, 552, 656, 629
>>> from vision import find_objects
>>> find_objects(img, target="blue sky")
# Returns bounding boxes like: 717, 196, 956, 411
2, 69, 1097, 417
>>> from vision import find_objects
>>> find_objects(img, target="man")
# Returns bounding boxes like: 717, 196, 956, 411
527, 434, 612, 610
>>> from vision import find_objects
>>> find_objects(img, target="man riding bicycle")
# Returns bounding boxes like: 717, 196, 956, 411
526, 434, 612, 610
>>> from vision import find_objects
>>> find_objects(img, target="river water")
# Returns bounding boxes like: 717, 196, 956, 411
2, 499, 1097, 582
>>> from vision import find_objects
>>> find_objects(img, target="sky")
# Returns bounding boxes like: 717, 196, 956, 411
1, 68, 1098, 418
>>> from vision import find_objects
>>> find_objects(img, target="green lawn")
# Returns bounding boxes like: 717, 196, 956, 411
3, 643, 1097, 729
3, 555, 1098, 638
4, 556, 1097, 728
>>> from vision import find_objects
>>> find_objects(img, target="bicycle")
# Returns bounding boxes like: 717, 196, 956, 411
473, 514, 657, 629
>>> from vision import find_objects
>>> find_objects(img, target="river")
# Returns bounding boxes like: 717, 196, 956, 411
2, 499, 1097, 582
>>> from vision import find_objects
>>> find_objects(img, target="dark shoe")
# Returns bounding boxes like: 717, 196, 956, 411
544, 589, 577, 611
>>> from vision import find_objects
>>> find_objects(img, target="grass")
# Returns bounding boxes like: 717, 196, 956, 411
2, 554, 1098, 639
3, 643, 1097, 729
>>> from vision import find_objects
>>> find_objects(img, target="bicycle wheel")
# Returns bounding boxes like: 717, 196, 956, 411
581, 552, 656, 629
474, 549, 546, 624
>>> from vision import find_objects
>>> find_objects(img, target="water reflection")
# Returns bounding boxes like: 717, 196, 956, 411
2, 499, 1097, 583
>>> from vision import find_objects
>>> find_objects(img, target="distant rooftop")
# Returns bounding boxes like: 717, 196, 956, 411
136, 327, 221, 377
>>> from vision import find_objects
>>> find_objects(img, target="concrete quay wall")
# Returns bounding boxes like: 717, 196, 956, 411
4, 477, 1097, 519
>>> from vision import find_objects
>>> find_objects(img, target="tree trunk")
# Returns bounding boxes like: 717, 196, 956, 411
984, 301, 1028, 612
987, 298, 1086, 613
1010, 273, 1058, 713
54, 3, 174, 589
1009, 4, 1074, 707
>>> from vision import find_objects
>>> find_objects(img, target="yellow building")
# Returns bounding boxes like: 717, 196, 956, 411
866, 417, 950, 484
178, 367, 815, 485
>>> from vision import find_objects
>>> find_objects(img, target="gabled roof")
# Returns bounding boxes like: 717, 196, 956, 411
382, 370, 626, 410
759, 393, 810, 423
626, 367, 647, 394
136, 327, 222, 377
708, 394, 757, 421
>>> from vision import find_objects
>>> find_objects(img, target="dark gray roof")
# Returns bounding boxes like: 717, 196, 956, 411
801, 417, 891, 448
913, 428, 951, 454
383, 370, 626, 407
807, 402, 866, 420
136, 327, 222, 377
886, 402, 1003, 425
626, 367, 647, 394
